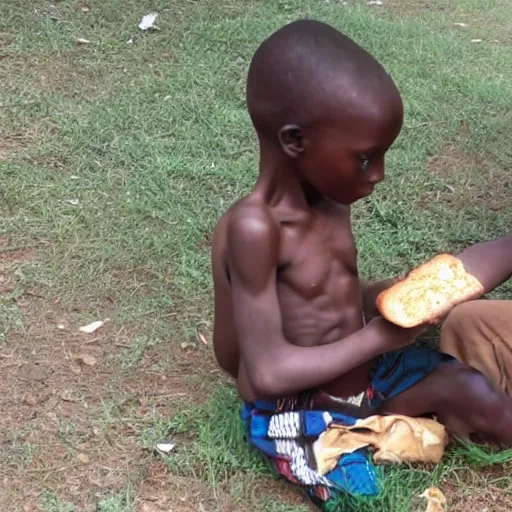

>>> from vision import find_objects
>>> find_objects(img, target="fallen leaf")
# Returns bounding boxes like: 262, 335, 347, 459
70, 363, 82, 375
77, 354, 97, 366
23, 394, 38, 406
61, 390, 76, 402
420, 487, 446, 512
79, 319, 107, 333
77, 453, 89, 464
139, 13, 159, 31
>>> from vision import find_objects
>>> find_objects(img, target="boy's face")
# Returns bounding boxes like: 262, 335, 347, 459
297, 102, 403, 205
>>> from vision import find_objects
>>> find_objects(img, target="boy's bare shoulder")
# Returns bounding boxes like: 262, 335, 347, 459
213, 194, 281, 256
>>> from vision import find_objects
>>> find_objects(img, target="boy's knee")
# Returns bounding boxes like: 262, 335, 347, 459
451, 364, 501, 408
448, 364, 512, 443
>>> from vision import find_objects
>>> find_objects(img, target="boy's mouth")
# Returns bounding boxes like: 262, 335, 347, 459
359, 183, 375, 196
327, 182, 375, 204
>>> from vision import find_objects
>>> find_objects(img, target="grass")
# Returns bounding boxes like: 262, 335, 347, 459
96, 488, 135, 512
0, 0, 511, 510
163, 386, 267, 481
146, 384, 512, 511
40, 491, 75, 512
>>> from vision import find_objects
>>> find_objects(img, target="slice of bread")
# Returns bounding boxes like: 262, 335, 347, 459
376, 254, 484, 328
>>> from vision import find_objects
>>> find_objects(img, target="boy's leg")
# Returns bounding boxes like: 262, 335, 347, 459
380, 361, 512, 444
440, 300, 512, 395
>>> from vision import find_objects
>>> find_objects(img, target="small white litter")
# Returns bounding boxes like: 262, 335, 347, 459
453, 22, 468, 27
367, 0, 383, 5
66, 199, 80, 206
156, 440, 176, 455
139, 13, 159, 31
79, 319, 108, 334
76, 38, 91, 44
471, 39, 483, 43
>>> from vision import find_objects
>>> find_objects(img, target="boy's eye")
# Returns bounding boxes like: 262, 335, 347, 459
358, 155, 370, 172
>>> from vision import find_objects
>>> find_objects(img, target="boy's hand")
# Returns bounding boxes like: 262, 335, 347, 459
362, 276, 405, 321
369, 316, 428, 353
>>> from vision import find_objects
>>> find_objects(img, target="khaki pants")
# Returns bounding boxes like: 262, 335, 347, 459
440, 300, 512, 395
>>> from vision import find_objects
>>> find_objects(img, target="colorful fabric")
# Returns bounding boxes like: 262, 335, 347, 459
242, 346, 454, 509
367, 347, 455, 409
242, 396, 379, 509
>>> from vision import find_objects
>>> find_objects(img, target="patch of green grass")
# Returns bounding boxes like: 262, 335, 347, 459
383, 0, 512, 45
3, 0, 512, 303
453, 441, 512, 467
40, 491, 75, 512
163, 385, 267, 481
137, 419, 173, 452
259, 502, 311, 512
96, 487, 135, 512
0, 296, 25, 339
4, 429, 41, 469
120, 335, 161, 369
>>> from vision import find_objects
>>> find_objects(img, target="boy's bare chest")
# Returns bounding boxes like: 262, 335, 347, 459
278, 211, 358, 299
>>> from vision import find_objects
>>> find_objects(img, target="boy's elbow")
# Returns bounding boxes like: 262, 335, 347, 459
248, 359, 286, 398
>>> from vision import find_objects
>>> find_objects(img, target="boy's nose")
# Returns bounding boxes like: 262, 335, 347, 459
368, 166, 384, 184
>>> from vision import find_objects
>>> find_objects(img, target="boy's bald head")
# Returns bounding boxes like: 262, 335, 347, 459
246, 20, 402, 143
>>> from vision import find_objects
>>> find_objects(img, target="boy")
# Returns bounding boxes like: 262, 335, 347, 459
211, 19, 512, 506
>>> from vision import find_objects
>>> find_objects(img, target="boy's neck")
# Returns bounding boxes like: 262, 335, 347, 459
255, 139, 321, 211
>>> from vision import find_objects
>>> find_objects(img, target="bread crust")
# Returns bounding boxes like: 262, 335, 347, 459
376, 254, 484, 328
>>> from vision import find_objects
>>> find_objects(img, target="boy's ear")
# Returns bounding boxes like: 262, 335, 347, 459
278, 124, 305, 158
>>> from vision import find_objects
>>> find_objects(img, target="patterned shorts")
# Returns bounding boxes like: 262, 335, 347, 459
242, 346, 454, 509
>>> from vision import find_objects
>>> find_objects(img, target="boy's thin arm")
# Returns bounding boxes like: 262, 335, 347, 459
227, 210, 423, 399
457, 233, 512, 294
